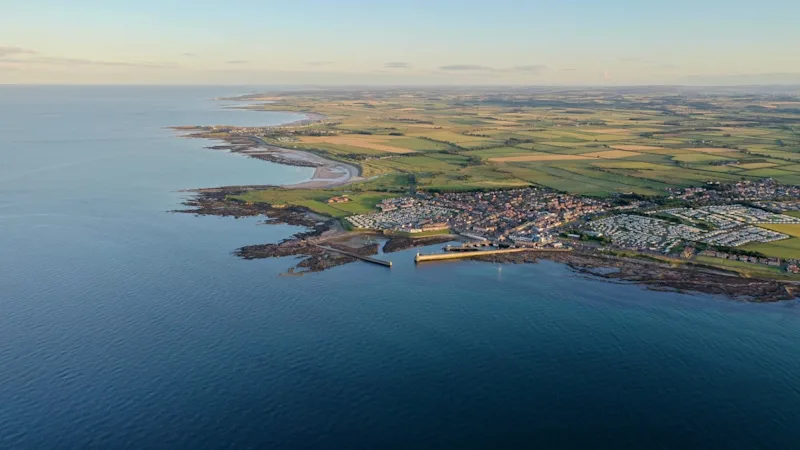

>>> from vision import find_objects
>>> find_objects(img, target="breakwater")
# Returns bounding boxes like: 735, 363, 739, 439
415, 247, 572, 263
317, 245, 393, 267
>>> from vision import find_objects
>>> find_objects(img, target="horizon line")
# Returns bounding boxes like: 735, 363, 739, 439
2, 83, 800, 88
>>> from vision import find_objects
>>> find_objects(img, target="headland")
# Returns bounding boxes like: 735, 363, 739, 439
173, 87, 800, 302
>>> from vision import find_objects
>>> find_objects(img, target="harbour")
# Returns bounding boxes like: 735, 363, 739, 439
415, 247, 572, 263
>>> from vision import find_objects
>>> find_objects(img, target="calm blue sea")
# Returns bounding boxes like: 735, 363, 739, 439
1, 86, 800, 449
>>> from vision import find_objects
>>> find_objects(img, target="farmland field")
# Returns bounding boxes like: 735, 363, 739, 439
298, 136, 416, 153
211, 87, 800, 207
741, 224, 800, 259
741, 240, 800, 260
695, 256, 790, 278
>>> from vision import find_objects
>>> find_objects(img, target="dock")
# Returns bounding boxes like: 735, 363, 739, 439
444, 245, 483, 252
416, 247, 572, 263
317, 245, 393, 267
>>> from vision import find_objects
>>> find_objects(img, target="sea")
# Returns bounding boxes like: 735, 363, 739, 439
1, 86, 800, 449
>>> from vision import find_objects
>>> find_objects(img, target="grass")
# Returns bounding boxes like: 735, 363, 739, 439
383, 228, 452, 237
740, 224, 800, 259
672, 153, 733, 163
756, 223, 800, 238
742, 241, 800, 259
233, 189, 395, 217
464, 147, 538, 158
695, 256, 790, 278
736, 162, 778, 170
227, 88, 800, 204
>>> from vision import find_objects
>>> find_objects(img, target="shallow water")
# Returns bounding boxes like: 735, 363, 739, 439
1, 86, 799, 449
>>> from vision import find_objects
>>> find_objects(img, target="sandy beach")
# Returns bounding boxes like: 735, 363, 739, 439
244, 137, 362, 189
173, 109, 362, 190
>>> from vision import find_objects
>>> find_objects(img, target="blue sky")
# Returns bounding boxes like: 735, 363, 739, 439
1, 0, 799, 84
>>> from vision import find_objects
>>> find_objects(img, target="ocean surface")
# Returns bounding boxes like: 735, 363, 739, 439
2, 86, 800, 449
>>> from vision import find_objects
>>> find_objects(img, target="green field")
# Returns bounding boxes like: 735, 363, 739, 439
695, 256, 790, 278
741, 224, 800, 259
672, 153, 733, 163
234, 189, 396, 217
203, 87, 800, 211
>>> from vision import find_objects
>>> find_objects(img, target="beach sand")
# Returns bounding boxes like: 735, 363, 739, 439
257, 144, 363, 189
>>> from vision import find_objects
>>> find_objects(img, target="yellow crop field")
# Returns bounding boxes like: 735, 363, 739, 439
539, 141, 595, 148
582, 128, 633, 134
417, 131, 495, 144
592, 161, 665, 170
552, 131, 619, 141
490, 154, 590, 162
404, 123, 442, 128
687, 147, 740, 153
758, 224, 800, 238
581, 150, 641, 158
736, 163, 778, 170
299, 136, 416, 153
490, 149, 639, 162
610, 144, 666, 151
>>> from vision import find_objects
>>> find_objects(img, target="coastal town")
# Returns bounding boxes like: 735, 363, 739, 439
174, 88, 800, 301
340, 180, 800, 274
347, 188, 608, 243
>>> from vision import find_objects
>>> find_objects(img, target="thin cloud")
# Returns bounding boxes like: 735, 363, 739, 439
385, 62, 410, 69
440, 64, 547, 74
508, 64, 547, 74
0, 55, 177, 68
561, 68, 578, 72
182, 53, 196, 57
0, 46, 35, 57
226, 60, 248, 64
307, 61, 332, 66
440, 64, 493, 71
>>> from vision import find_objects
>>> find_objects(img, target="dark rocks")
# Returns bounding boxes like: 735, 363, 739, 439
382, 235, 455, 253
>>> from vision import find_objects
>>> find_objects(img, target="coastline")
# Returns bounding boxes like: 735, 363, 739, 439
170, 104, 799, 303
244, 138, 363, 189
171, 110, 362, 189
174, 187, 799, 302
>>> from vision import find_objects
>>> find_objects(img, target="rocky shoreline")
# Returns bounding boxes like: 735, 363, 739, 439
174, 187, 452, 274
172, 125, 362, 189
170, 109, 328, 170
472, 250, 797, 302
174, 187, 799, 300
175, 186, 800, 302
174, 186, 331, 232
173, 131, 322, 169
382, 235, 457, 253
175, 188, 798, 301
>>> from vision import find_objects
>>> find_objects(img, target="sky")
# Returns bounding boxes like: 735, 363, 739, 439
2, 0, 799, 85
